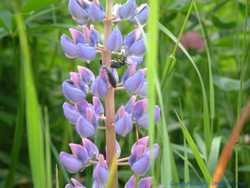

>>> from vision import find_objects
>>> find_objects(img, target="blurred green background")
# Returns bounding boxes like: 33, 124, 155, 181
0, 0, 250, 187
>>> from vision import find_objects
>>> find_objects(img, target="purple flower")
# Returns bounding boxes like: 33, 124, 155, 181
59, 152, 85, 173
124, 175, 136, 188
76, 107, 98, 137
130, 4, 149, 25
124, 69, 146, 94
93, 96, 104, 115
68, 0, 104, 24
88, 0, 105, 22
124, 95, 137, 113
132, 98, 161, 128
125, 29, 145, 56
128, 137, 159, 176
63, 102, 81, 124
125, 175, 153, 188
68, 0, 90, 25
115, 106, 133, 136
77, 43, 96, 61
126, 55, 144, 65
121, 63, 138, 83
138, 177, 152, 188
77, 66, 95, 85
62, 80, 86, 103
65, 178, 86, 188
82, 138, 99, 158
93, 155, 109, 185
92, 67, 109, 97
69, 28, 86, 44
118, 0, 136, 19
61, 27, 99, 61
61, 34, 78, 58
107, 26, 123, 52
69, 143, 90, 165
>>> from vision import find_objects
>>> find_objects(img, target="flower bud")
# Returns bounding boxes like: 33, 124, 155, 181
91, 68, 109, 97
69, 143, 89, 164
82, 138, 99, 158
69, 28, 85, 44
61, 34, 78, 58
93, 96, 104, 115
130, 4, 149, 25
115, 106, 133, 136
124, 95, 137, 113
124, 69, 145, 93
131, 154, 150, 176
88, 1, 105, 21
118, 0, 136, 19
77, 66, 95, 85
126, 55, 144, 65
59, 152, 84, 173
125, 175, 136, 188
65, 178, 86, 188
63, 102, 81, 124
77, 43, 96, 61
138, 177, 152, 188
76, 116, 96, 137
62, 80, 86, 103
93, 155, 108, 185
125, 29, 145, 56
136, 81, 147, 97
68, 0, 89, 25
107, 27, 123, 52
121, 63, 138, 83
129, 138, 159, 176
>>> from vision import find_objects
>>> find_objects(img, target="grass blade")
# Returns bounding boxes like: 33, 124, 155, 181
4, 55, 25, 188
44, 107, 52, 188
158, 22, 211, 151
13, 2, 46, 187
147, 0, 158, 185
175, 112, 211, 182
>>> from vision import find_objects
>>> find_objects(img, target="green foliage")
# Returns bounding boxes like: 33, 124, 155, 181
0, 0, 250, 187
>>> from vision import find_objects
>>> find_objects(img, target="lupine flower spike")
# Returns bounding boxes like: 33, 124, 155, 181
59, 0, 162, 187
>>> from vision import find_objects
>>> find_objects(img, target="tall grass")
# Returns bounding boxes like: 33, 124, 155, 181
146, 0, 158, 186
13, 1, 46, 187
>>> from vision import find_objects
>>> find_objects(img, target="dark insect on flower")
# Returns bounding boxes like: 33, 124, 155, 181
111, 53, 126, 68
103, 66, 117, 88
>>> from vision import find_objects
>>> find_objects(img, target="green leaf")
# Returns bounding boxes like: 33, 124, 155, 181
22, 0, 59, 12
14, 10, 46, 188
213, 75, 250, 91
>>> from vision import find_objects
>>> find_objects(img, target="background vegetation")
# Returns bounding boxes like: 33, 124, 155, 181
0, 0, 249, 187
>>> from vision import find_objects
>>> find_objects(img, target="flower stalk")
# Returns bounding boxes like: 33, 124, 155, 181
103, 0, 118, 187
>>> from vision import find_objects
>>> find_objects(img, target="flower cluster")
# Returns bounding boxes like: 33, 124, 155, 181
59, 0, 161, 187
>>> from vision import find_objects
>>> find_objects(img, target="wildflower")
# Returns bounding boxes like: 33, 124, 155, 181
93, 155, 109, 186
130, 4, 149, 25
125, 29, 145, 56
125, 176, 153, 188
133, 99, 160, 128
128, 137, 159, 176
62, 80, 86, 103
117, 0, 137, 19
107, 26, 123, 52
65, 178, 86, 188
115, 106, 133, 136
63, 102, 81, 124
180, 31, 204, 51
